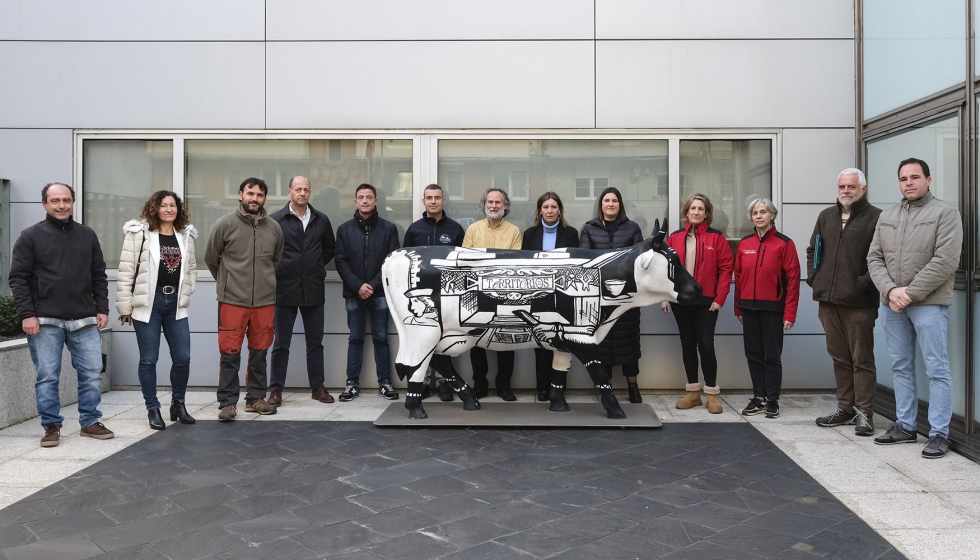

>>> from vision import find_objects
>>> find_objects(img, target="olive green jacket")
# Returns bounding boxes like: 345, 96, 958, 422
205, 205, 283, 308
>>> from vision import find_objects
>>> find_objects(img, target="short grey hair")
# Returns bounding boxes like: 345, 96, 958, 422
480, 187, 510, 217
837, 168, 867, 187
747, 197, 777, 220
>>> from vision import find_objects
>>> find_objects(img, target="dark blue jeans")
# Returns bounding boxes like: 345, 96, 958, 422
345, 297, 391, 386
132, 291, 191, 410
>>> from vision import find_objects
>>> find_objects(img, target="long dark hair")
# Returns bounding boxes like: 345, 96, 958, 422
595, 186, 628, 222
533, 191, 568, 227
141, 190, 189, 233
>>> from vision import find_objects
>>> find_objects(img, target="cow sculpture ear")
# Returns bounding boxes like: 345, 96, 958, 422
638, 250, 654, 270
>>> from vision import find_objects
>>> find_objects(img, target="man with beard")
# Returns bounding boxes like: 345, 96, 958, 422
205, 177, 284, 421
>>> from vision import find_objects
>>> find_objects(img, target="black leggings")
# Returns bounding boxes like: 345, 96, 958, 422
672, 304, 719, 386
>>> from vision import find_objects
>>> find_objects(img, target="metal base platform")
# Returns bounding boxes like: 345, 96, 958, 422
374, 401, 663, 428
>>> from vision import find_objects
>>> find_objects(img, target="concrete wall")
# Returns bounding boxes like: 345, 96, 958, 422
0, 0, 857, 393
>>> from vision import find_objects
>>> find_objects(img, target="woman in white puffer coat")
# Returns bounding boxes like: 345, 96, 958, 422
116, 190, 198, 430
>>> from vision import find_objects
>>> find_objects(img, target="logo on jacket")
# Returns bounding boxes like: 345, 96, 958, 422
439, 234, 452, 244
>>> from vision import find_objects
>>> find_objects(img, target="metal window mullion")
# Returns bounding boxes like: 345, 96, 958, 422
668, 137, 680, 232
172, 138, 185, 198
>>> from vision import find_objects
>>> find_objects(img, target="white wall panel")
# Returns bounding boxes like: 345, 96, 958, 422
781, 204, 824, 282
783, 128, 856, 204
266, 41, 595, 129
268, 0, 594, 41
0, 42, 265, 129
0, 130, 73, 203
597, 0, 853, 39
0, 0, 264, 41
10, 203, 46, 242
596, 40, 855, 128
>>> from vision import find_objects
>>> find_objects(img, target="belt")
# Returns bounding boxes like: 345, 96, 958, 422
157, 285, 176, 295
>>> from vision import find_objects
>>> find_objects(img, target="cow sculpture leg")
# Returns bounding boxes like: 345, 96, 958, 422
561, 341, 626, 419
429, 355, 481, 411
399, 363, 430, 420
548, 351, 572, 412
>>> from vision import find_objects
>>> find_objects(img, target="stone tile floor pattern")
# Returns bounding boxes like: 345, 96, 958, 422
0, 390, 978, 559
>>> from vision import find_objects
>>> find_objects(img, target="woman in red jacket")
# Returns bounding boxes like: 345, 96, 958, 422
662, 194, 733, 414
734, 197, 800, 419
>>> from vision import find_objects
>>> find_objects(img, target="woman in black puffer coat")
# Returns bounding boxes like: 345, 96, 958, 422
579, 186, 645, 403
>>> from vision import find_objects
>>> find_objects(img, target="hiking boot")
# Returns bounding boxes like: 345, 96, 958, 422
40, 423, 61, 448
380, 384, 399, 400
922, 434, 949, 459
339, 383, 360, 402
874, 422, 918, 445
245, 399, 277, 415
764, 399, 780, 418
816, 408, 857, 427
312, 387, 335, 403
218, 404, 237, 422
854, 411, 874, 436
741, 397, 767, 416
267, 390, 283, 407
80, 422, 114, 440
437, 379, 454, 402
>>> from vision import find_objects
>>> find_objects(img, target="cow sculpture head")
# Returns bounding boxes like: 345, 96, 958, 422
633, 220, 702, 306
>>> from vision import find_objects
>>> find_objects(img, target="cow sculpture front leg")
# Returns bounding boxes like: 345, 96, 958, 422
398, 363, 430, 420
429, 354, 481, 411
562, 340, 627, 419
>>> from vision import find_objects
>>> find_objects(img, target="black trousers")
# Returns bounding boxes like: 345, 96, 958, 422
672, 304, 720, 386
269, 303, 325, 391
470, 348, 514, 387
604, 362, 640, 379
534, 348, 555, 393
741, 309, 784, 400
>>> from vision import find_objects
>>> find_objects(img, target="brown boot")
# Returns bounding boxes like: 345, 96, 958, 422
675, 383, 703, 409
312, 387, 335, 403
268, 390, 283, 407
704, 385, 723, 414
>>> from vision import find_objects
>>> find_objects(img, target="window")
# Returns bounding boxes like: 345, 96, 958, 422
575, 177, 608, 200
866, 115, 959, 210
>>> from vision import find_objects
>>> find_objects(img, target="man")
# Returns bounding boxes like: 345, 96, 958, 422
205, 177, 284, 421
462, 187, 523, 400
403, 183, 466, 401
868, 158, 962, 459
268, 176, 336, 407
335, 183, 401, 402
808, 168, 882, 436
9, 182, 114, 447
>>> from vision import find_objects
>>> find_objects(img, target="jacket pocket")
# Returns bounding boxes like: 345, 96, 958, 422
877, 221, 898, 253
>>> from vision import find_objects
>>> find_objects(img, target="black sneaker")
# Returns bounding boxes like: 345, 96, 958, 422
380, 384, 399, 400
339, 383, 360, 402
764, 400, 779, 418
874, 422, 917, 445
741, 397, 767, 416
921, 434, 949, 459
854, 411, 874, 436
815, 408, 857, 427
437, 379, 454, 402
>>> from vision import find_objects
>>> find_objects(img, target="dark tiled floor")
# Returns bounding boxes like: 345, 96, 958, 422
0, 422, 905, 560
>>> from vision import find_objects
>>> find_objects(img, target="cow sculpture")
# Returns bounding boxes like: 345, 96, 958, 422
382, 221, 702, 420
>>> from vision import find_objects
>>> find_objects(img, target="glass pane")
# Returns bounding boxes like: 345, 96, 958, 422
866, 115, 959, 210
678, 139, 772, 253
976, 293, 980, 425
82, 140, 173, 268
184, 139, 413, 271
863, 0, 966, 118
437, 139, 669, 235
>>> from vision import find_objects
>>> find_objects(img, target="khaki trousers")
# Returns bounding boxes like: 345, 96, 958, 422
817, 303, 878, 415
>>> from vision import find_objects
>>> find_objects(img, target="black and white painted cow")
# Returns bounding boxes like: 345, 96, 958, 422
382, 222, 702, 420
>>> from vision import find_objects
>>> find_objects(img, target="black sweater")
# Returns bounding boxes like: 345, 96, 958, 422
403, 212, 465, 248
270, 203, 336, 307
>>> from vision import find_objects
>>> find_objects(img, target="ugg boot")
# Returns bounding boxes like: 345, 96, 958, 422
675, 383, 703, 409
704, 385, 723, 414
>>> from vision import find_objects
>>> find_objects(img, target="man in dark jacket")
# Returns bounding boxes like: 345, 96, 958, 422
807, 169, 882, 436
268, 176, 336, 407
335, 183, 401, 402
9, 182, 114, 447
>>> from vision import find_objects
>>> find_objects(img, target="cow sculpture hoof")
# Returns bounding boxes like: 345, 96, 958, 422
549, 387, 571, 412
459, 387, 482, 411
408, 406, 428, 420
601, 394, 627, 419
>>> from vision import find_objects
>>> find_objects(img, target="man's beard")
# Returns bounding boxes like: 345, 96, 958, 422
486, 208, 504, 221
242, 201, 263, 215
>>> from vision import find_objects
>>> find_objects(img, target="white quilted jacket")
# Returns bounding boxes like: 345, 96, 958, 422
115, 219, 198, 322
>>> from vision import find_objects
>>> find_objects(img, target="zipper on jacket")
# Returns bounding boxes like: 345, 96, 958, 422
251, 223, 257, 307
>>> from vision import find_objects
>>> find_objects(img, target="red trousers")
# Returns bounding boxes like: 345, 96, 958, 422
217, 303, 274, 406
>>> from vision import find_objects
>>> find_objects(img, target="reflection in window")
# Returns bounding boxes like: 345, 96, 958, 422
866, 115, 959, 210
437, 140, 668, 234
184, 139, 413, 270
83, 140, 174, 268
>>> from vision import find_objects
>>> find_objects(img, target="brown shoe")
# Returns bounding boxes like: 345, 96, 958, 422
268, 390, 283, 407
40, 424, 61, 447
79, 422, 114, 440
245, 399, 277, 415
218, 404, 237, 422
312, 387, 335, 403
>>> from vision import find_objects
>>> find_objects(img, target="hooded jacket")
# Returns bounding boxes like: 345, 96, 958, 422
269, 202, 335, 307
116, 219, 198, 322
805, 194, 881, 308
335, 209, 400, 299
666, 221, 733, 307
734, 225, 801, 322
204, 205, 283, 308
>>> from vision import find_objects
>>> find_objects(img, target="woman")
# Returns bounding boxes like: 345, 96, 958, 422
662, 194, 733, 414
117, 191, 198, 430
580, 186, 645, 403
734, 197, 800, 419
522, 192, 579, 401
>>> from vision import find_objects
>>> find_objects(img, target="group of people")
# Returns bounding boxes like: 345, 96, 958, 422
11, 156, 962, 459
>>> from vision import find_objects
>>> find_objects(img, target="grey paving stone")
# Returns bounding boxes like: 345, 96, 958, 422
292, 498, 375, 526
85, 518, 178, 553
680, 470, 748, 493
477, 501, 564, 530
0, 525, 36, 550
438, 541, 533, 560
284, 480, 364, 505
108, 481, 190, 503
402, 473, 476, 499
343, 467, 420, 492
783, 494, 857, 521
214, 537, 319, 560
545, 508, 637, 541
347, 486, 427, 513
459, 488, 528, 509
796, 529, 895, 560
745, 508, 839, 539
159, 504, 248, 534
291, 521, 387, 555
229, 473, 305, 497
706, 523, 805, 557
625, 516, 716, 549
25, 510, 116, 541
99, 497, 184, 524
418, 516, 515, 549
62, 474, 137, 495
447, 464, 516, 487
149, 526, 250, 560
527, 487, 608, 514
706, 488, 794, 515
389, 457, 464, 480
637, 482, 714, 508
356, 507, 441, 538
495, 523, 592, 557
410, 494, 494, 524
176, 452, 245, 471
43, 488, 127, 516
613, 465, 687, 489
510, 469, 575, 491
551, 531, 675, 560
170, 468, 245, 490
88, 544, 169, 560
224, 491, 309, 518
168, 484, 247, 511
222, 511, 314, 543
364, 530, 458, 560
1, 533, 104, 560
745, 475, 822, 500
670, 502, 757, 532
378, 445, 444, 464
0, 502, 55, 528
281, 463, 352, 485
546, 461, 611, 483
658, 539, 763, 559
594, 494, 678, 523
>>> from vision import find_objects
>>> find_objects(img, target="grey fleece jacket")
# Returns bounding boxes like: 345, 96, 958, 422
205, 205, 284, 308
867, 190, 962, 306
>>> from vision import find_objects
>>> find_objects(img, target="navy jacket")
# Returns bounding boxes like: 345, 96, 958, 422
403, 212, 465, 248
269, 203, 336, 307
335, 210, 400, 299
521, 223, 579, 251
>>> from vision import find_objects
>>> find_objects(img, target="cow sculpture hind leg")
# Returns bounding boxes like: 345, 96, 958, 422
398, 362, 430, 420
563, 341, 627, 419
548, 352, 572, 412
429, 354, 481, 411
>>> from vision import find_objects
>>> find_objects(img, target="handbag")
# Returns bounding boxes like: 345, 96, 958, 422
131, 230, 146, 294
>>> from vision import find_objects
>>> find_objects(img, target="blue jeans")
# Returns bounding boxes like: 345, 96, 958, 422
28, 324, 103, 428
132, 291, 191, 410
345, 297, 391, 386
881, 304, 952, 438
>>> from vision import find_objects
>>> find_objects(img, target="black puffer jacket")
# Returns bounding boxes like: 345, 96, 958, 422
335, 210, 400, 299
579, 218, 644, 366
270, 203, 335, 307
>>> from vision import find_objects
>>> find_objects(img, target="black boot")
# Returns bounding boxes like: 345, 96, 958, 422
148, 409, 166, 430
170, 400, 196, 424
496, 383, 516, 402
627, 382, 642, 404
404, 382, 428, 419
473, 380, 489, 399
549, 370, 571, 412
